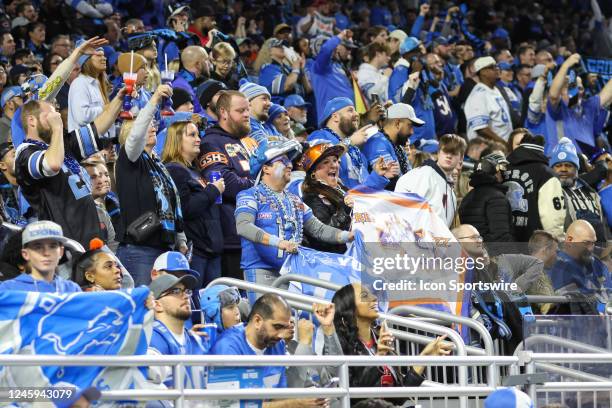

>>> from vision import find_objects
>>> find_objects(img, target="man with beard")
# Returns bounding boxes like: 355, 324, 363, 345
550, 138, 609, 243
210, 293, 330, 407
197, 79, 228, 129
548, 220, 612, 308
548, 53, 612, 153
148, 274, 207, 391
15, 93, 123, 247
432, 36, 463, 98
363, 103, 424, 190
198, 90, 256, 281
284, 94, 310, 134
239, 80, 285, 145
0, 142, 29, 226
425, 53, 457, 136
188, 4, 217, 48
396, 134, 467, 226
308, 97, 387, 189
236, 139, 351, 302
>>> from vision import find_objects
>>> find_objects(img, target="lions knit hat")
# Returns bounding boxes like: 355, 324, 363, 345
267, 104, 287, 122
550, 137, 580, 168
239, 78, 270, 101
319, 96, 354, 127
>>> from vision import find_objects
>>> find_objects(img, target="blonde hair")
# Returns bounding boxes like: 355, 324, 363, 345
162, 121, 194, 167
137, 49, 161, 92
212, 42, 236, 60
82, 58, 110, 104
119, 120, 135, 146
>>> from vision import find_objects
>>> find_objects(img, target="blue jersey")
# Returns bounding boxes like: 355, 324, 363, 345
548, 251, 612, 298
600, 184, 612, 229
209, 324, 286, 407
259, 61, 304, 105
149, 320, 208, 389
546, 95, 608, 153
443, 62, 464, 91
235, 184, 313, 271
388, 61, 410, 104
308, 37, 354, 125
362, 131, 413, 178
0, 273, 81, 293
307, 128, 370, 189
249, 118, 286, 146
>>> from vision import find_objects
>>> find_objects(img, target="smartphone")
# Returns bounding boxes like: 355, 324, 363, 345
323, 377, 340, 388
371, 93, 381, 105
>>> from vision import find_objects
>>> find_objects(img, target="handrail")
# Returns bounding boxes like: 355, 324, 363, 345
208, 277, 471, 408
389, 305, 494, 356
272, 273, 342, 291
514, 334, 610, 355
525, 295, 570, 303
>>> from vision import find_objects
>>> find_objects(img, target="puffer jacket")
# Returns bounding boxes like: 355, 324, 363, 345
458, 171, 515, 251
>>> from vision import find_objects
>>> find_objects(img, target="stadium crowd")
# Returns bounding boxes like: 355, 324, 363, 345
0, 0, 610, 406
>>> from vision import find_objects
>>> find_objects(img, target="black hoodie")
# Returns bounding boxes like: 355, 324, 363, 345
502, 143, 565, 242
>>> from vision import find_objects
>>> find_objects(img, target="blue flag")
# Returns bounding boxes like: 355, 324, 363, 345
0, 288, 153, 400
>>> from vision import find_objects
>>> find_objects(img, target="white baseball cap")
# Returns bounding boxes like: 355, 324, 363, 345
386, 103, 425, 126
474, 56, 497, 73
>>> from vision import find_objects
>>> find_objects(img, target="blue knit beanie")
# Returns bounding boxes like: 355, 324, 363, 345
550, 137, 579, 168
238, 78, 270, 101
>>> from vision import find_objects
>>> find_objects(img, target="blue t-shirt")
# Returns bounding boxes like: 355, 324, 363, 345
599, 184, 612, 229
0, 273, 81, 293
546, 95, 608, 153
149, 320, 208, 389
209, 324, 286, 407
235, 184, 313, 271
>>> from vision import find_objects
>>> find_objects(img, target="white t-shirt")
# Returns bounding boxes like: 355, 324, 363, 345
464, 82, 513, 141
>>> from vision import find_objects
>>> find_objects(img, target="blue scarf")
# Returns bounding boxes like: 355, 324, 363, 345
141, 151, 183, 244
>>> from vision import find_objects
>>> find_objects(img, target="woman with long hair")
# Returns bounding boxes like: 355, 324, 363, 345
115, 84, 184, 287
67, 41, 111, 135
162, 120, 225, 288
135, 36, 161, 94
331, 283, 451, 404
301, 141, 397, 253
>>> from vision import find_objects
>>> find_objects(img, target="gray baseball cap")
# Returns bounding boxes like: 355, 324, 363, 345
22, 221, 68, 247
149, 274, 198, 299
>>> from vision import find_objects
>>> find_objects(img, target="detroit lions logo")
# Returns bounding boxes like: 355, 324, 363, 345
504, 181, 528, 213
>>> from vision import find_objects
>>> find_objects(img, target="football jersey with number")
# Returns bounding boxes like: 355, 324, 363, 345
15, 124, 104, 247
464, 83, 513, 141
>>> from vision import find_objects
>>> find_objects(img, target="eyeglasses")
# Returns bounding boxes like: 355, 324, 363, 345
215, 59, 233, 67
160, 287, 193, 298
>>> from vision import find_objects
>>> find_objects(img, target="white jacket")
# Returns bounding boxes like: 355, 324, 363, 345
356, 63, 389, 103
395, 162, 457, 226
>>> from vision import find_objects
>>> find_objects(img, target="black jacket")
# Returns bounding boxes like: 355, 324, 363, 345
459, 171, 514, 252
302, 180, 351, 254
502, 143, 565, 242
165, 163, 223, 258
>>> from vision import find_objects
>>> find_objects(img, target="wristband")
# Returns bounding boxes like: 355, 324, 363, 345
291, 68, 301, 75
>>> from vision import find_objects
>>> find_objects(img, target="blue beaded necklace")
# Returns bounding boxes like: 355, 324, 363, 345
260, 183, 303, 243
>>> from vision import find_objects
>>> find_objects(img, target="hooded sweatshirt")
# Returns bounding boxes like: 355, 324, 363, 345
0, 273, 81, 293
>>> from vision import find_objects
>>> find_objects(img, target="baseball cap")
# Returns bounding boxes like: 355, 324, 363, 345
498, 61, 513, 71
54, 386, 101, 408
386, 103, 425, 126
389, 29, 408, 44
22, 220, 68, 247
284, 94, 311, 109
153, 251, 200, 278
1, 86, 23, 108
413, 138, 439, 154
474, 56, 497, 73
531, 64, 546, 79
273, 23, 292, 36
432, 36, 449, 47
319, 96, 354, 127
269, 38, 285, 49
149, 273, 198, 299
0, 142, 13, 160
484, 388, 533, 408
340, 39, 358, 49
400, 36, 421, 55
167, 4, 190, 24
492, 28, 510, 40
75, 39, 103, 67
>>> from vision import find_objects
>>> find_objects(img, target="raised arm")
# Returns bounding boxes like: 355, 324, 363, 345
549, 53, 580, 109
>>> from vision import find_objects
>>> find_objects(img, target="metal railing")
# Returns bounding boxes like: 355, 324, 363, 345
0, 354, 518, 408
